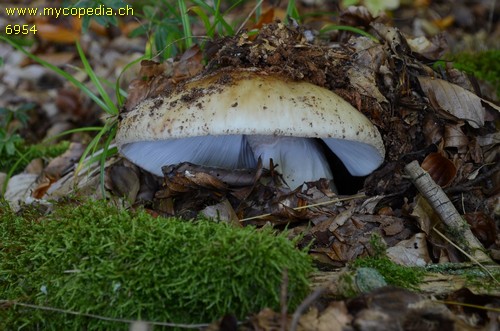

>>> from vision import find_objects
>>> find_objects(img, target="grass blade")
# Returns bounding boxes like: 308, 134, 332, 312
0, 36, 110, 112
75, 42, 118, 115
178, 0, 193, 49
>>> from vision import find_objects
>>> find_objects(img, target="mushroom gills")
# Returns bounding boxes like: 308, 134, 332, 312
321, 138, 384, 176
121, 135, 335, 188
121, 135, 382, 189
120, 135, 256, 177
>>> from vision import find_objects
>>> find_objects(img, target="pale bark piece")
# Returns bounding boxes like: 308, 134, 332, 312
404, 160, 492, 263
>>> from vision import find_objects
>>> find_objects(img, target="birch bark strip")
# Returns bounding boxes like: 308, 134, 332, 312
404, 160, 492, 263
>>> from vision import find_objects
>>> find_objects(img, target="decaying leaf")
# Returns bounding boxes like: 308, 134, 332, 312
172, 45, 204, 80
297, 302, 351, 331
105, 162, 140, 203
421, 152, 457, 187
387, 233, 431, 266
43, 142, 85, 179
411, 195, 440, 235
463, 212, 497, 247
406, 35, 447, 60
200, 199, 239, 223
443, 123, 469, 152
418, 76, 486, 128
251, 308, 285, 331
4, 174, 39, 211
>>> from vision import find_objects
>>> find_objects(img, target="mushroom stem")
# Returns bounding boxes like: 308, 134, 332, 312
246, 135, 334, 188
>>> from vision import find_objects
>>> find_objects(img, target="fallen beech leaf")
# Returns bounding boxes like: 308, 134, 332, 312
138, 60, 167, 78
418, 76, 485, 128
44, 142, 85, 180
443, 123, 468, 152
421, 152, 457, 187
173, 45, 204, 79
251, 7, 276, 30
340, 5, 374, 27
298, 306, 320, 331
406, 35, 447, 60
200, 200, 239, 223
31, 52, 75, 67
163, 162, 259, 187
105, 164, 140, 203
251, 308, 284, 331
422, 113, 443, 145
36, 22, 80, 44
380, 217, 405, 236
463, 212, 497, 247
347, 66, 387, 103
316, 302, 351, 331
387, 233, 431, 266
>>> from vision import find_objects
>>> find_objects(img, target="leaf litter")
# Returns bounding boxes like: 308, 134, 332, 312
1, 1, 500, 330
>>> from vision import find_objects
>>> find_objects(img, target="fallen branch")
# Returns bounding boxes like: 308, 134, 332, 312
0, 300, 209, 329
404, 160, 493, 264
310, 265, 500, 298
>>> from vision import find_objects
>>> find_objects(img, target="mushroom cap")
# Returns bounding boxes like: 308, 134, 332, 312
116, 68, 385, 177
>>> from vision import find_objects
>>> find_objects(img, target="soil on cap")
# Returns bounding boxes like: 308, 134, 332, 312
206, 22, 352, 90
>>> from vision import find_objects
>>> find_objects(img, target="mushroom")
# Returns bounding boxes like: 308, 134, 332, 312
116, 68, 385, 189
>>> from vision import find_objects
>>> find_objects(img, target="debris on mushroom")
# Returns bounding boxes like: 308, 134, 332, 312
116, 68, 385, 189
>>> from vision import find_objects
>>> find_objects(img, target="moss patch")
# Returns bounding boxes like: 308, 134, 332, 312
0, 199, 313, 329
351, 257, 425, 290
453, 50, 500, 98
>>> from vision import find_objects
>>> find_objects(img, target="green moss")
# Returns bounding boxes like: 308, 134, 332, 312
453, 50, 500, 98
0, 199, 313, 330
351, 256, 424, 290
351, 256, 425, 290
425, 263, 500, 292
348, 233, 424, 290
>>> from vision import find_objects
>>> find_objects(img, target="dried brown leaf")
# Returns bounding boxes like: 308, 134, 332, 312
443, 123, 468, 152
387, 233, 431, 266
421, 152, 457, 187
418, 76, 485, 128
44, 142, 85, 180
105, 164, 140, 203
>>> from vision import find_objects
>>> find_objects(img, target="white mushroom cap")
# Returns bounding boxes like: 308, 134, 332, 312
116, 68, 385, 186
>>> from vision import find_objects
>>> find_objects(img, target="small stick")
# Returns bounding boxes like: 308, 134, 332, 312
404, 160, 492, 263
280, 269, 288, 331
289, 287, 326, 331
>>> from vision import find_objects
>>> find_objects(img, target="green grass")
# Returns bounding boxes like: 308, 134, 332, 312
0, 140, 70, 174
0, 199, 313, 329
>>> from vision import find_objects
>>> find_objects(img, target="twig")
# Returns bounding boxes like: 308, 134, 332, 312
280, 269, 289, 331
236, 0, 264, 35
239, 193, 365, 222
0, 300, 209, 329
432, 227, 499, 285
444, 162, 500, 194
404, 160, 493, 263
432, 299, 500, 313
289, 287, 326, 331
